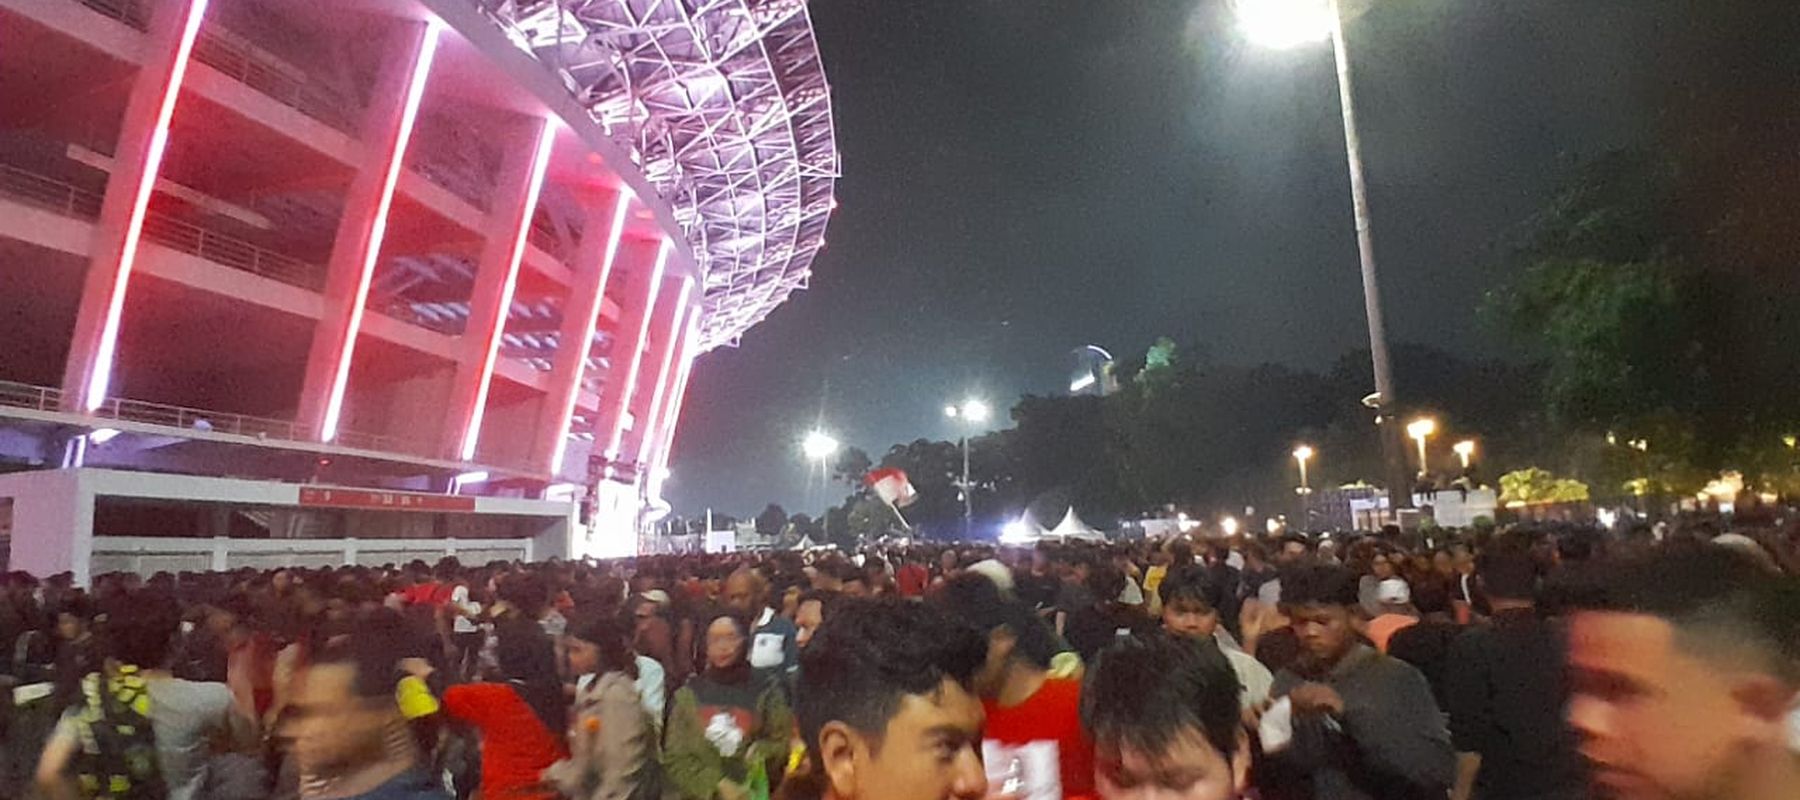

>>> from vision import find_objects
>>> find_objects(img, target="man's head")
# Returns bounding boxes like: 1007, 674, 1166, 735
797, 598, 989, 800
1475, 549, 1539, 604
1160, 566, 1222, 640
1565, 547, 1800, 800
1083, 636, 1248, 800
1280, 565, 1362, 667
723, 567, 766, 615
1275, 535, 1310, 566
105, 592, 180, 668
288, 611, 412, 776
932, 574, 1054, 696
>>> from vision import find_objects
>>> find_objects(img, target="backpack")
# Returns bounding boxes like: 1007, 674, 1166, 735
68, 666, 166, 799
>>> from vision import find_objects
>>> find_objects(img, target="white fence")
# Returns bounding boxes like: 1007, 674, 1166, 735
90, 536, 534, 576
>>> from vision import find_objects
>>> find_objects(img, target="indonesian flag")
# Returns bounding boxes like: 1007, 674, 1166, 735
864, 468, 918, 507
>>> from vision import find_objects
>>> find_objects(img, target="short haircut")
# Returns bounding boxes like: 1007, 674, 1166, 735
1569, 546, 1800, 685
1476, 549, 1540, 602
796, 598, 986, 755
1083, 635, 1241, 760
103, 592, 181, 668
1159, 565, 1222, 613
313, 609, 417, 700
1280, 564, 1360, 608
932, 574, 1058, 667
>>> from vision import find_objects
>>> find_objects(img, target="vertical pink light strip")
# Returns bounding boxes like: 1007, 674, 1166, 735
548, 191, 634, 474
459, 121, 558, 460
648, 316, 701, 498
81, 0, 211, 411
602, 239, 672, 460
635, 280, 695, 464
319, 21, 441, 442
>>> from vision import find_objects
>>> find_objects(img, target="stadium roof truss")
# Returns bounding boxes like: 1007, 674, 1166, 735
473, 0, 838, 351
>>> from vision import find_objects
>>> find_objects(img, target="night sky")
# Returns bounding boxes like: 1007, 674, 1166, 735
665, 0, 1737, 517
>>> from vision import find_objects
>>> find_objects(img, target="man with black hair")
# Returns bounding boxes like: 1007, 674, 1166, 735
793, 589, 839, 651
1441, 549, 1582, 800
1260, 565, 1453, 800
1082, 636, 1249, 800
1565, 546, 1800, 800
1157, 566, 1272, 710
934, 574, 1095, 800
793, 597, 989, 800
37, 592, 255, 800
292, 612, 447, 800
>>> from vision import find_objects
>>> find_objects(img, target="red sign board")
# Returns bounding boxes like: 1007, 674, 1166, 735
297, 487, 477, 513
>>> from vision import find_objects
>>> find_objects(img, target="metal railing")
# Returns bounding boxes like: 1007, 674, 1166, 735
0, 379, 402, 454
0, 164, 326, 291
73, 0, 358, 133
138, 213, 324, 290
0, 165, 103, 219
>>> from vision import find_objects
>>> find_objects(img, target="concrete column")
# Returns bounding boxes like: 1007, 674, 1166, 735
646, 312, 701, 494
297, 20, 441, 443
532, 189, 635, 473
628, 280, 693, 467
442, 117, 556, 461
61, 0, 211, 413
594, 240, 673, 473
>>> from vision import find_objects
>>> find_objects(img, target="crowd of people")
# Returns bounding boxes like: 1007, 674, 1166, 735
0, 516, 1796, 800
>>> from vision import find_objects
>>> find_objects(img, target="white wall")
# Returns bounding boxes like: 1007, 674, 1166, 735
0, 470, 93, 582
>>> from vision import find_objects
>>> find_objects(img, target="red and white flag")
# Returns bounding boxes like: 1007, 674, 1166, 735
864, 468, 917, 507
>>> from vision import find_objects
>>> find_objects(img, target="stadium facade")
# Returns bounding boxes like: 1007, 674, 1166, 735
0, 0, 836, 580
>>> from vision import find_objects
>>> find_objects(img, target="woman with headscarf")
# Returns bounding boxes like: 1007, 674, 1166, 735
662, 612, 792, 800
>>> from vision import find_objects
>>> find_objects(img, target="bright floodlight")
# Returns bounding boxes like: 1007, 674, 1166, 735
962, 400, 991, 423
802, 430, 840, 461
1220, 515, 1241, 537
1406, 417, 1437, 440
1237, 0, 1333, 50
1001, 520, 1035, 545
1292, 444, 1314, 462
1452, 440, 1476, 457
944, 404, 960, 418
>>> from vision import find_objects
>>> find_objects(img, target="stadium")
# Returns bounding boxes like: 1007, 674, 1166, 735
0, 0, 837, 580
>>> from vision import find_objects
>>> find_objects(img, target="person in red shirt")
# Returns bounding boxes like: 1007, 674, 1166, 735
935, 575, 1095, 800
410, 619, 568, 800
895, 553, 931, 599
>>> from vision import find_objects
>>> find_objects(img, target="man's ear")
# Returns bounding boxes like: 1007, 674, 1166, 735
1728, 674, 1798, 736
818, 721, 866, 798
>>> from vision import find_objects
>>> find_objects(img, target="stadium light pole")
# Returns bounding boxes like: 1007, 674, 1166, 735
1236, 0, 1412, 509
945, 399, 990, 539
802, 430, 839, 526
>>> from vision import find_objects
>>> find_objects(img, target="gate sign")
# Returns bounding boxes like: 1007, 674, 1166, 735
298, 487, 477, 512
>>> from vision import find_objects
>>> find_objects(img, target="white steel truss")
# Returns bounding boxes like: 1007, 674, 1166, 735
472, 0, 837, 351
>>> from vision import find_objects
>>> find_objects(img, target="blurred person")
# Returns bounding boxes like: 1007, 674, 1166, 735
793, 590, 839, 651
550, 616, 664, 800
723, 569, 799, 689
1565, 547, 1800, 800
1082, 636, 1249, 800
1383, 577, 1461, 711
789, 597, 989, 800
1363, 577, 1419, 653
934, 575, 1095, 799
1063, 564, 1155, 663
1157, 567, 1272, 710
1443, 550, 1583, 800
1357, 550, 1400, 619
1259, 565, 1453, 800
287, 621, 447, 800
37, 594, 256, 800
411, 618, 568, 800
664, 611, 793, 800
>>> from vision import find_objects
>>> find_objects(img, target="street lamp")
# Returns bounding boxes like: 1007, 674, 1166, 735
945, 399, 991, 539
802, 430, 839, 540
1406, 417, 1436, 475
1453, 439, 1476, 470
1292, 445, 1315, 494
1236, 0, 1411, 508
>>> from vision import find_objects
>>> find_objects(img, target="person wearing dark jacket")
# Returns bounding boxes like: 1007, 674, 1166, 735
1443, 550, 1585, 800
1259, 565, 1454, 800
